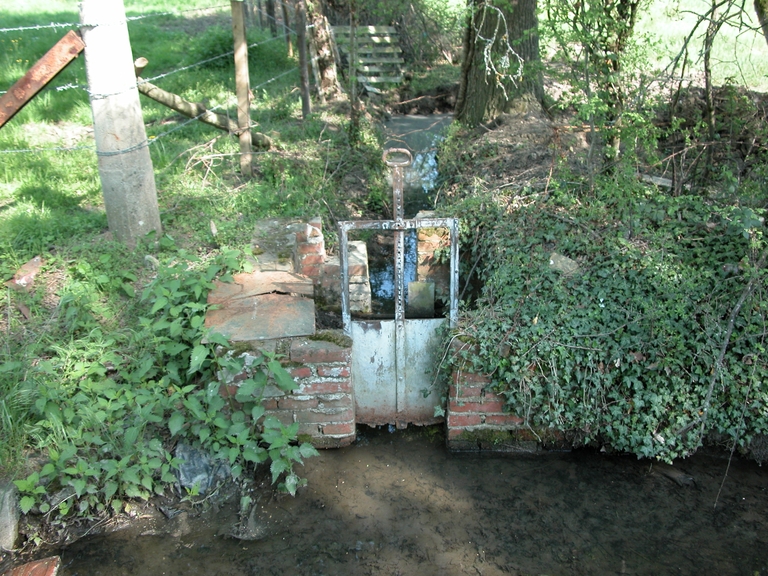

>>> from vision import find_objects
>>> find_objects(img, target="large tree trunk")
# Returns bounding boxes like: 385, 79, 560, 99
455, 0, 542, 126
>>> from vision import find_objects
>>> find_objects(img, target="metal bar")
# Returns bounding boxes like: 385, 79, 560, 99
339, 224, 351, 334
0, 30, 85, 129
339, 217, 456, 231
383, 148, 411, 421
449, 218, 460, 327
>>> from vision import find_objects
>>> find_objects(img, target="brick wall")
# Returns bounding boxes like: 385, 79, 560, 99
221, 333, 356, 449
293, 216, 326, 280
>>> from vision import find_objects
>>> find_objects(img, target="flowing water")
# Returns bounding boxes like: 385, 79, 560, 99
364, 114, 453, 316
56, 426, 768, 575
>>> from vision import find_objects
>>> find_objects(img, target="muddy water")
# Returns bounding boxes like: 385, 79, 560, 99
58, 426, 768, 576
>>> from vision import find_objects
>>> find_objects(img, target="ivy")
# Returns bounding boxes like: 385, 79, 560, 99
449, 183, 768, 461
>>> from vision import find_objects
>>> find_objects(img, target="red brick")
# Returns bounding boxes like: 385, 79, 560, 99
297, 241, 325, 255
485, 414, 525, 426
299, 253, 325, 265
448, 428, 466, 439
290, 366, 313, 379
291, 340, 350, 363
447, 413, 482, 427
262, 398, 279, 410
279, 396, 319, 410
299, 408, 355, 424
297, 380, 352, 394
301, 264, 322, 277
449, 384, 484, 399
317, 365, 350, 378
449, 399, 505, 413
308, 217, 323, 233
317, 396, 353, 409
322, 422, 355, 435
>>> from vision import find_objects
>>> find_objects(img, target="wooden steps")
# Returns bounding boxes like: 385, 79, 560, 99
331, 25, 403, 85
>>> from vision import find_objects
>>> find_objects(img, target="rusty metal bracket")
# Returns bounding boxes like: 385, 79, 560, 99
0, 30, 85, 129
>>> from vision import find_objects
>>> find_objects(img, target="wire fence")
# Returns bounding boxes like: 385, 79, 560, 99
0, 0, 304, 157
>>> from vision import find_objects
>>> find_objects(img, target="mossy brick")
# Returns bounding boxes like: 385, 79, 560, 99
317, 365, 350, 378
298, 423, 321, 437
299, 408, 355, 423
297, 380, 352, 394
291, 339, 350, 363
485, 414, 525, 426
322, 422, 355, 436
317, 396, 353, 410
453, 371, 491, 385
279, 396, 319, 410
290, 366, 313, 379
449, 383, 485, 399
447, 413, 482, 427
449, 399, 505, 413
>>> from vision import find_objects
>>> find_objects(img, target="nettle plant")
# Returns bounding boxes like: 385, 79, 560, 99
16, 242, 317, 520
449, 184, 768, 461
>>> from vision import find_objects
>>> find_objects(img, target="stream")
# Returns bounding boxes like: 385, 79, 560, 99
45, 115, 768, 574
57, 426, 768, 575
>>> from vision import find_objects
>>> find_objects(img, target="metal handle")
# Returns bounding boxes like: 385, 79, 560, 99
382, 148, 412, 167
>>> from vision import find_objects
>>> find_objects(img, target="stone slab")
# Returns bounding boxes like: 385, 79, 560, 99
208, 271, 313, 305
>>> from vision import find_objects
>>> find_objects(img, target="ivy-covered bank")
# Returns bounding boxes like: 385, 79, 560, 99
448, 180, 768, 462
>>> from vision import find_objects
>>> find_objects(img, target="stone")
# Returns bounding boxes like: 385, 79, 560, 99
174, 443, 230, 495
549, 252, 580, 276
0, 480, 19, 551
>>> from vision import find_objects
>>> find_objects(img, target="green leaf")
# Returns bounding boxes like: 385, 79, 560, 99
151, 295, 169, 314
103, 481, 118, 501
270, 458, 290, 484
188, 345, 208, 374
19, 496, 36, 514
268, 361, 297, 392
169, 412, 185, 436
298, 443, 319, 459
251, 405, 265, 421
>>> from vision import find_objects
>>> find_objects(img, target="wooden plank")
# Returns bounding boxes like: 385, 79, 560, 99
358, 75, 403, 84
335, 36, 399, 46
358, 56, 404, 64
0, 30, 84, 129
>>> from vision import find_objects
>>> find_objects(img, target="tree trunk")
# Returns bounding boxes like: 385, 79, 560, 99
455, 0, 542, 126
282, 0, 294, 57
305, 0, 343, 100
296, 0, 312, 117
266, 0, 278, 36
755, 0, 768, 46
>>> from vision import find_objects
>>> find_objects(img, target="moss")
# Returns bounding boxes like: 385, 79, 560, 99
308, 329, 352, 349
297, 434, 313, 444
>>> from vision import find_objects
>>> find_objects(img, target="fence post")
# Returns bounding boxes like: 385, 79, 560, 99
296, 0, 311, 118
231, 0, 252, 176
79, 0, 162, 247
281, 0, 293, 58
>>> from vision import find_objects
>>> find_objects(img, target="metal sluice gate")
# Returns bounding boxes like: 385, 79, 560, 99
338, 148, 459, 427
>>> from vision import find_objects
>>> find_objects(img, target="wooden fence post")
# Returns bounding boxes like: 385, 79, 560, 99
281, 0, 293, 58
79, 0, 162, 247
296, 0, 311, 117
231, 0, 252, 176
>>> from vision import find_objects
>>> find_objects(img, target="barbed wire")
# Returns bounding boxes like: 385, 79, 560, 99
0, 4, 230, 35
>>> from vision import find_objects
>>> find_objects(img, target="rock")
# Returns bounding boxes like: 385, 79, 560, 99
549, 252, 580, 276
0, 481, 19, 551
174, 443, 230, 495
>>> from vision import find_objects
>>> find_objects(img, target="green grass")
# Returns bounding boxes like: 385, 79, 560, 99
637, 0, 768, 91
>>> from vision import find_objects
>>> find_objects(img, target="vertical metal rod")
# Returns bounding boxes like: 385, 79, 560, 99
383, 148, 412, 421
339, 223, 351, 334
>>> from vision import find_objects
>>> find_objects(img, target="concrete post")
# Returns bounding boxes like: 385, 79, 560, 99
80, 0, 162, 247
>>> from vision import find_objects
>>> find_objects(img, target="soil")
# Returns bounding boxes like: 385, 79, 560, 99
40, 426, 768, 575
